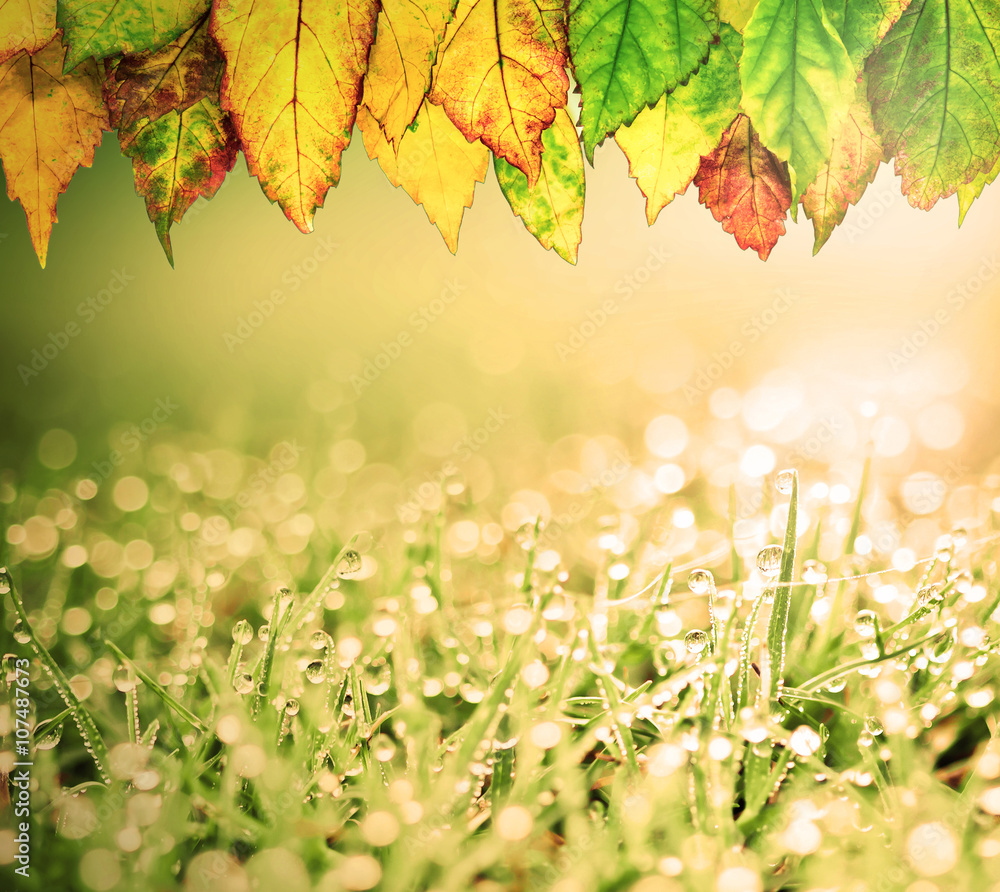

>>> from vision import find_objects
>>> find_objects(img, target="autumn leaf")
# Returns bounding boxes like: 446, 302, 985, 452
0, 0, 56, 64
0, 33, 107, 267
615, 24, 742, 225
867, 0, 1000, 210
428, 0, 568, 185
359, 100, 489, 252
211, 0, 378, 233
494, 107, 584, 263
694, 112, 792, 260
117, 98, 237, 266
957, 153, 1000, 225
103, 12, 220, 131
569, 0, 717, 163
719, 0, 756, 31
800, 77, 883, 254
740, 0, 855, 203
57, 0, 210, 71
362, 0, 457, 146
825, 0, 912, 71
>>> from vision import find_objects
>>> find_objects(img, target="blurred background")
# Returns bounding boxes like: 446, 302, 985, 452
1, 131, 999, 584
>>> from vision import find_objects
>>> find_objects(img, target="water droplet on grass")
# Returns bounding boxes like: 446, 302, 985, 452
756, 545, 783, 578
684, 629, 709, 654
305, 660, 326, 684
854, 610, 878, 639
258, 623, 270, 642
864, 715, 884, 736
687, 569, 713, 595
311, 630, 332, 651
13, 621, 30, 644
113, 665, 137, 693
337, 550, 362, 577
35, 720, 63, 750
232, 619, 253, 645
916, 584, 944, 609
234, 673, 254, 694
775, 469, 796, 494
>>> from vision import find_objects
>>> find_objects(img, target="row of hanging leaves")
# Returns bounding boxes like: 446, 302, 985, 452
0, 0, 998, 267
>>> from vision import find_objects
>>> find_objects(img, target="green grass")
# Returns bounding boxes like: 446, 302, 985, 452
3, 449, 1000, 892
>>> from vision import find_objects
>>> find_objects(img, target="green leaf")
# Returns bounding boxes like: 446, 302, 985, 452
57, 0, 210, 71
740, 0, 855, 203
866, 0, 1000, 210
824, 0, 912, 71
615, 24, 743, 224
117, 97, 239, 266
568, 0, 718, 163
494, 108, 585, 264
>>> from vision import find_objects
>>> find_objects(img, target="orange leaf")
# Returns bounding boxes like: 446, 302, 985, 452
363, 0, 457, 146
104, 12, 222, 131
0, 0, 56, 64
211, 0, 379, 233
428, 0, 569, 186
693, 113, 792, 261
358, 100, 488, 252
801, 79, 883, 254
0, 34, 108, 267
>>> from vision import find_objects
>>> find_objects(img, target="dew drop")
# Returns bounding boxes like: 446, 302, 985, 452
775, 469, 796, 495
258, 623, 270, 642
284, 698, 300, 717
234, 673, 254, 695
864, 715, 884, 736
756, 545, 783, 578
337, 550, 363, 577
232, 619, 253, 645
113, 665, 138, 693
853, 610, 878, 639
684, 629, 710, 655
687, 569, 714, 596
12, 620, 31, 645
35, 720, 63, 750
305, 660, 326, 684
0, 569, 10, 595
916, 583, 944, 609
311, 630, 332, 651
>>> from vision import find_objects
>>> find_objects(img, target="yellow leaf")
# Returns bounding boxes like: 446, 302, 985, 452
358, 100, 488, 252
211, 0, 379, 233
428, 0, 568, 186
0, 0, 56, 64
615, 26, 743, 225
720, 0, 757, 31
363, 0, 457, 145
0, 34, 107, 267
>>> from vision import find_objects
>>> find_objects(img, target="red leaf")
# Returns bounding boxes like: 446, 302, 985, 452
693, 113, 792, 260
